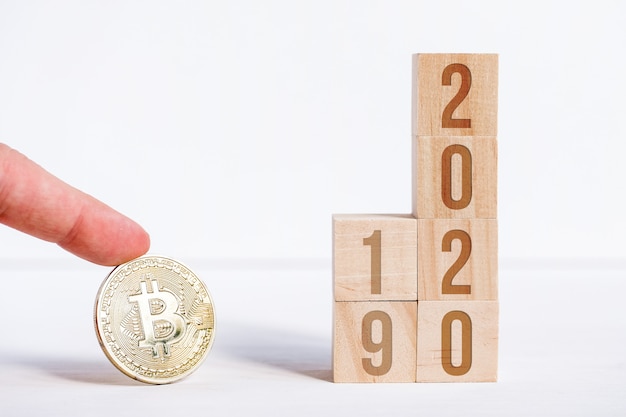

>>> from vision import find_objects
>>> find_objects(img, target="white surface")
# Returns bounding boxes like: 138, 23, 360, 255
0, 1, 625, 262
1, 260, 624, 416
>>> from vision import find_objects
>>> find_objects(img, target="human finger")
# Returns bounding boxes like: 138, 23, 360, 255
0, 143, 150, 266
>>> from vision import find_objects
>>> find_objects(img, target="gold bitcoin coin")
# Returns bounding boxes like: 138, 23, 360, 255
94, 255, 215, 384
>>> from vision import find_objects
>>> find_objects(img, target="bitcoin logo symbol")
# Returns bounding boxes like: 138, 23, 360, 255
128, 278, 187, 358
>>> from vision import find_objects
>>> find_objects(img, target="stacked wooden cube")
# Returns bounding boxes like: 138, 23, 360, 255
333, 54, 498, 383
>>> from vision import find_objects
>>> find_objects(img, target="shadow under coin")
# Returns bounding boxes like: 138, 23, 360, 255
9, 355, 143, 386
215, 322, 332, 382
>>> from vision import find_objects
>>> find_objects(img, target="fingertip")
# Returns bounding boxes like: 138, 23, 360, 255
127, 226, 151, 263
94, 222, 152, 267
57, 211, 152, 267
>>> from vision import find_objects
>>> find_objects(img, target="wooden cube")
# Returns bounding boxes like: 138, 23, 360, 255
412, 53, 498, 137
334, 301, 417, 382
418, 219, 497, 301
416, 300, 498, 382
333, 214, 417, 301
412, 136, 497, 219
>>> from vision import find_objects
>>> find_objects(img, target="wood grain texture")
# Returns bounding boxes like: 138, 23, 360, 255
412, 136, 497, 219
333, 301, 417, 383
418, 218, 498, 301
333, 214, 417, 301
412, 53, 498, 137
416, 300, 498, 382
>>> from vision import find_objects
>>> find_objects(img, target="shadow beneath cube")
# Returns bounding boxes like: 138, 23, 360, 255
215, 321, 332, 382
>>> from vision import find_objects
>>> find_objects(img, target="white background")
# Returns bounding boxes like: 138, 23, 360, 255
1, 0, 625, 263
1, 1, 625, 416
